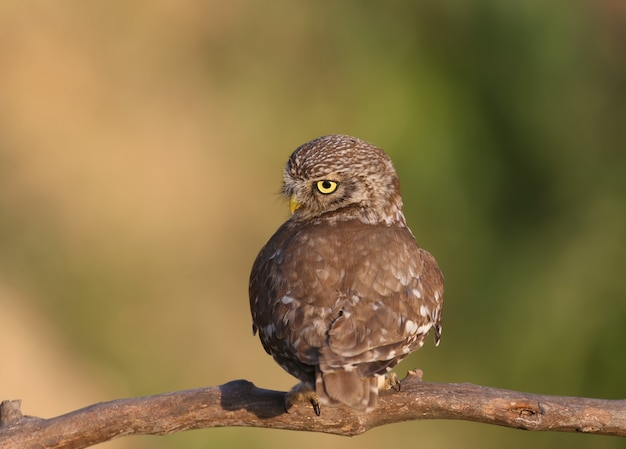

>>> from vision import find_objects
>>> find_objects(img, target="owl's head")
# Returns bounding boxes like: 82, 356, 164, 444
282, 134, 406, 225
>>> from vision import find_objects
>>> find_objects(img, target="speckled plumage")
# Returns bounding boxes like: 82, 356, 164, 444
249, 134, 444, 413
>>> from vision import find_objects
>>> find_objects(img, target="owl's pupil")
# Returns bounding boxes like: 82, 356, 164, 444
321, 181, 332, 189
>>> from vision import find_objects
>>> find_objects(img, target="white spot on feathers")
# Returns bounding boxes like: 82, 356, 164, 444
263, 323, 276, 338
416, 323, 433, 335
404, 320, 418, 335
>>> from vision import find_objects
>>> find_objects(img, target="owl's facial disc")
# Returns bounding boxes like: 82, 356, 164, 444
287, 178, 341, 216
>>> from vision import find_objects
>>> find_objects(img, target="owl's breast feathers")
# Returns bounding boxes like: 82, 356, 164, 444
249, 218, 443, 389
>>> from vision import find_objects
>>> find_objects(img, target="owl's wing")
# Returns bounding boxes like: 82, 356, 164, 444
319, 225, 444, 375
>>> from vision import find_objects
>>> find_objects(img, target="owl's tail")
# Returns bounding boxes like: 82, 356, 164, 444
316, 370, 378, 412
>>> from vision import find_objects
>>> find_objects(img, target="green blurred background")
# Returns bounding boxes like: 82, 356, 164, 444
1, 1, 625, 448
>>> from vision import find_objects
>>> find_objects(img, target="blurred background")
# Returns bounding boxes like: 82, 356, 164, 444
1, 1, 625, 448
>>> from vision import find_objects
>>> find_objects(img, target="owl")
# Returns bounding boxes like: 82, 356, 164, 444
249, 134, 443, 414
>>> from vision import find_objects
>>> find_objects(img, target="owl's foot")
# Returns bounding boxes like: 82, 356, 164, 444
284, 383, 321, 416
379, 372, 401, 392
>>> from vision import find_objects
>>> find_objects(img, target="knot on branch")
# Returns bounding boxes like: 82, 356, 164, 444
501, 400, 545, 429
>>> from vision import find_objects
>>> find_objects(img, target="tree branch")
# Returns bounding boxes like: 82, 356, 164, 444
1, 370, 625, 449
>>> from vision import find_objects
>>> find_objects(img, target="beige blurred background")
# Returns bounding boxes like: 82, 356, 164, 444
1, 2, 625, 448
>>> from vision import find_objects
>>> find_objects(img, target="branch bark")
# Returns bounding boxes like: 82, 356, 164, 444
1, 370, 625, 449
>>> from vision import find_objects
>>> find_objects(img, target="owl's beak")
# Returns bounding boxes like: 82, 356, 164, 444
289, 195, 302, 215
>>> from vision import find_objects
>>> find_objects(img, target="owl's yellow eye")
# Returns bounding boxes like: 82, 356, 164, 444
316, 180, 339, 194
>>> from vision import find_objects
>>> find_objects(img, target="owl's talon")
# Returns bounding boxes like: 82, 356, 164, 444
284, 383, 321, 416
311, 398, 321, 416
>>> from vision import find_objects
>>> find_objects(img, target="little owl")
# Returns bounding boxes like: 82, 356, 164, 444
249, 134, 444, 414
